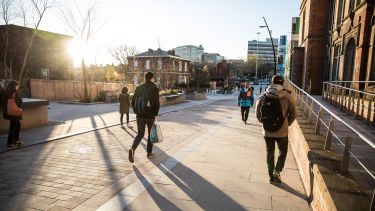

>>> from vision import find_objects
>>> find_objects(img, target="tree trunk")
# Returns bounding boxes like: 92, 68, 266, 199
81, 57, 89, 102
18, 32, 36, 83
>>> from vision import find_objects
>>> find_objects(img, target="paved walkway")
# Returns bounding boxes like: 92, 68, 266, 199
0, 95, 310, 210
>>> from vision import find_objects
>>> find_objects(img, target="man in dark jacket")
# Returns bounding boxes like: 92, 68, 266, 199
129, 72, 160, 163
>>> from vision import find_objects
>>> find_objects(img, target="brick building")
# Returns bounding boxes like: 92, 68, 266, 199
127, 48, 191, 88
291, 0, 375, 93
0, 24, 73, 81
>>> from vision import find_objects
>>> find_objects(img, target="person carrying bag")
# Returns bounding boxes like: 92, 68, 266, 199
3, 80, 23, 149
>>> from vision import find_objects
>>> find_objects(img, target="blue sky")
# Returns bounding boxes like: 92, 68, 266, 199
40, 0, 301, 65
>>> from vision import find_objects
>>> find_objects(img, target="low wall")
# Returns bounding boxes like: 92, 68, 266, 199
0, 98, 49, 134
30, 79, 134, 101
186, 93, 207, 100
289, 110, 370, 211
159, 94, 186, 106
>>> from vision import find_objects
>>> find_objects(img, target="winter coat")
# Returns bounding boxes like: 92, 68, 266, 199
255, 84, 296, 138
238, 87, 254, 107
131, 81, 160, 119
3, 91, 23, 121
119, 93, 130, 114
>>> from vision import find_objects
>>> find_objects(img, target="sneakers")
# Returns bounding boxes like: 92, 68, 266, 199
147, 153, 153, 158
7, 144, 18, 150
269, 177, 276, 184
127, 124, 133, 129
16, 140, 24, 147
273, 171, 282, 183
128, 149, 134, 163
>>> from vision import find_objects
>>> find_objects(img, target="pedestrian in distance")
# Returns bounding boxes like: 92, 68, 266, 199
259, 86, 263, 95
129, 72, 160, 163
3, 80, 24, 149
119, 86, 132, 128
238, 82, 254, 124
255, 75, 296, 184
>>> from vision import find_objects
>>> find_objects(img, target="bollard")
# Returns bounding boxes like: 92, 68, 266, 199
304, 96, 309, 116
348, 89, 352, 112
340, 133, 352, 174
324, 117, 334, 150
367, 95, 373, 122
315, 108, 322, 135
356, 92, 361, 118
308, 101, 314, 124
360, 93, 366, 118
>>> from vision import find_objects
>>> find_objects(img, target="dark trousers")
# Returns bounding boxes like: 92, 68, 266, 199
8, 120, 21, 145
264, 136, 288, 179
131, 118, 155, 154
120, 113, 129, 124
241, 107, 250, 122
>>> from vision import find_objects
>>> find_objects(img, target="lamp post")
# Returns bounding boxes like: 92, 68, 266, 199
256, 32, 261, 80
260, 17, 277, 75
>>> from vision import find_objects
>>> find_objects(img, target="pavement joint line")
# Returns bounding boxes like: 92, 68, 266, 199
96, 112, 233, 211
0, 98, 231, 153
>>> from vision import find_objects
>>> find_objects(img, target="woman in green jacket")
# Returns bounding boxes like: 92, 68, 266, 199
119, 87, 132, 128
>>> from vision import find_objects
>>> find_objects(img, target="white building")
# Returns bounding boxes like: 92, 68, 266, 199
247, 38, 279, 64
175, 45, 204, 63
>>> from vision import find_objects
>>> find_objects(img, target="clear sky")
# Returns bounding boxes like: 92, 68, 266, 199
39, 0, 301, 66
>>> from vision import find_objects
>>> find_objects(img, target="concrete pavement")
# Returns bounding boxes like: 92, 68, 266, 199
0, 96, 310, 210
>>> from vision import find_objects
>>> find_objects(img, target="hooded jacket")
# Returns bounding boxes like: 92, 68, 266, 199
238, 87, 254, 107
255, 84, 296, 138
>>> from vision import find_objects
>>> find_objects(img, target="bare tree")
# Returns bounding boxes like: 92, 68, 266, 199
109, 45, 138, 74
0, 0, 18, 79
18, 0, 56, 83
59, 1, 101, 102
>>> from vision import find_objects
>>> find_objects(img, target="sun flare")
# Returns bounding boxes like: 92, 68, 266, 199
68, 40, 89, 67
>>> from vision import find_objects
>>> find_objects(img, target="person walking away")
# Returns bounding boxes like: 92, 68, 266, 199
3, 80, 23, 149
255, 75, 296, 183
238, 82, 252, 124
119, 87, 132, 128
129, 72, 160, 163
259, 86, 263, 95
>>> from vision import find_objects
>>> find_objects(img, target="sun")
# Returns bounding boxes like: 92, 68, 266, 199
68, 40, 89, 67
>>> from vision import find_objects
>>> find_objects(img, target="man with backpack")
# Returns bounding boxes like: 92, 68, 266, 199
255, 75, 296, 183
238, 82, 254, 124
129, 72, 160, 163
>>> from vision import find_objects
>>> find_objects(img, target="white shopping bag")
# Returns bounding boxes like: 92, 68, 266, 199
150, 119, 164, 143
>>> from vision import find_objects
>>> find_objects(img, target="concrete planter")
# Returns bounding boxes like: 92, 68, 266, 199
159, 94, 186, 106
0, 98, 49, 134
186, 93, 207, 100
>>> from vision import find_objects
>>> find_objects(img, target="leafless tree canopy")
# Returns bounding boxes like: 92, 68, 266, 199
109, 45, 139, 71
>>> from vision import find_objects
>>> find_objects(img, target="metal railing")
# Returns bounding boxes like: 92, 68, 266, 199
286, 80, 375, 208
323, 81, 375, 124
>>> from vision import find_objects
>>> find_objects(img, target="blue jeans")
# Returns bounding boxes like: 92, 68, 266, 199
131, 118, 155, 154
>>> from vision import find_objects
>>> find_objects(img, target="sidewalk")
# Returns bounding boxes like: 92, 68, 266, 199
0, 97, 310, 210
95, 105, 310, 210
0, 94, 234, 152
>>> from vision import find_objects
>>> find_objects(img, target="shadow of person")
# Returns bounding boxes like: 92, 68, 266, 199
271, 182, 309, 201
131, 166, 182, 211
143, 145, 247, 211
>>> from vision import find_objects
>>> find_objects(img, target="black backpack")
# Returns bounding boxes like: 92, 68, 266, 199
133, 85, 152, 115
260, 94, 285, 132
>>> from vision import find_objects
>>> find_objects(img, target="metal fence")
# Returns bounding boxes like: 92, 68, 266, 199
287, 80, 375, 209
322, 81, 375, 124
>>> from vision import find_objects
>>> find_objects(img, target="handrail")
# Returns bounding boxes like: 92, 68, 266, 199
323, 82, 375, 96
328, 81, 375, 83
289, 80, 375, 150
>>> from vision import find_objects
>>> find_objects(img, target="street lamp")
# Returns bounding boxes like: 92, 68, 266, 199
256, 32, 261, 80
260, 17, 277, 75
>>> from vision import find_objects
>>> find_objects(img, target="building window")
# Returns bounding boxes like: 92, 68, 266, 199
349, 0, 355, 12
134, 60, 138, 69
146, 60, 150, 70
302, 10, 306, 41
336, 0, 345, 27
179, 61, 182, 72
184, 62, 187, 72
157, 59, 162, 70
173, 61, 176, 70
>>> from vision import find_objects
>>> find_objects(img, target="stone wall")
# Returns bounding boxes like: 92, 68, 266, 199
289, 110, 370, 211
